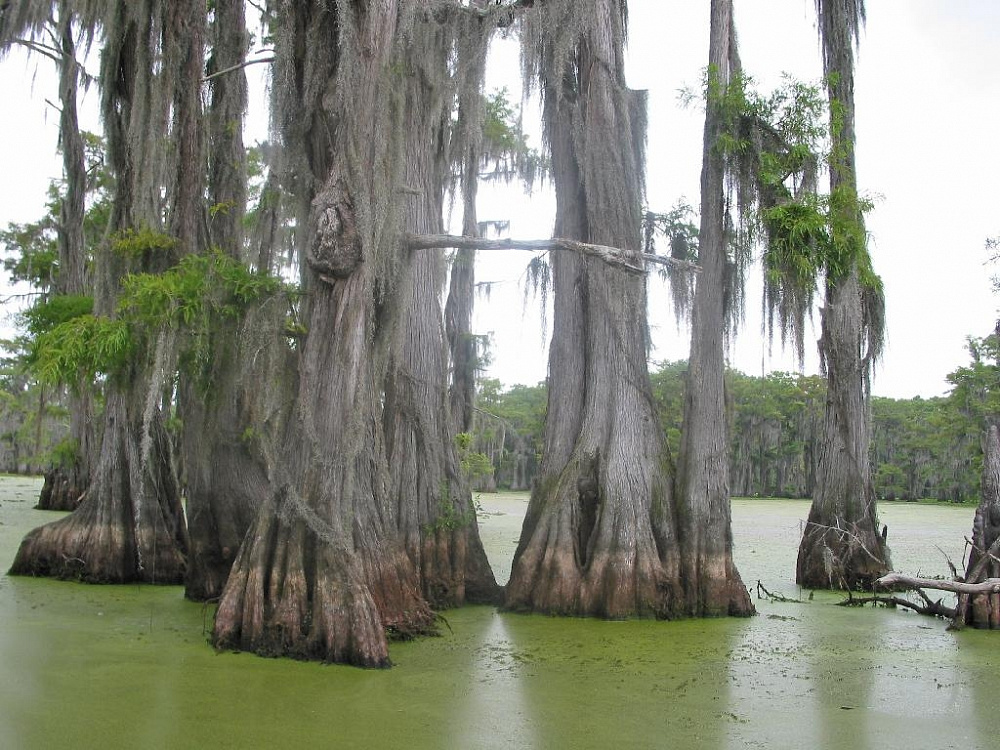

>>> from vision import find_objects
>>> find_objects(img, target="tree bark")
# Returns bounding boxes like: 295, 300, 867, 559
384, 20, 499, 608
212, 0, 436, 666
10, 389, 188, 583
505, 0, 682, 618
954, 421, 1000, 627
180, 0, 272, 602
38, 0, 94, 512
795, 0, 890, 589
444, 0, 490, 439
11, 0, 193, 581
673, 0, 753, 617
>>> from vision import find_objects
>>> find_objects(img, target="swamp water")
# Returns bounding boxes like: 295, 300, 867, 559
1, 475, 998, 749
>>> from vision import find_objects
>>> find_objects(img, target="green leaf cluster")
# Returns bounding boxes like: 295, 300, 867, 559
29, 248, 284, 387
20, 294, 94, 338
120, 250, 283, 329
1, 217, 58, 290
111, 227, 179, 260
32, 314, 133, 385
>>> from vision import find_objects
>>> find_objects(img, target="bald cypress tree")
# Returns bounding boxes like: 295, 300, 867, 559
0, 1, 100, 511
212, 0, 439, 666
505, 0, 684, 618
9, 0, 203, 583
180, 0, 273, 602
385, 9, 499, 608
795, 0, 890, 589
673, 0, 753, 616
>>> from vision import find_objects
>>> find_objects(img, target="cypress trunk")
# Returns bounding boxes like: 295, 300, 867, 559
212, 0, 436, 666
382, 12, 498, 608
10, 1, 194, 582
38, 0, 94, 512
673, 0, 752, 617
955, 421, 1000, 628
795, 0, 890, 589
10, 389, 187, 583
505, 0, 681, 618
182, 0, 269, 602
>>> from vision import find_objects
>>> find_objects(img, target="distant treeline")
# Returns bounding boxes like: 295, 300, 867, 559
0, 357, 989, 503
470, 356, 993, 502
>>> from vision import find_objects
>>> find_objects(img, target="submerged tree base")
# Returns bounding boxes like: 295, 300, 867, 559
796, 519, 890, 591
36, 466, 86, 512
9, 505, 185, 584
212, 492, 437, 668
9, 394, 187, 584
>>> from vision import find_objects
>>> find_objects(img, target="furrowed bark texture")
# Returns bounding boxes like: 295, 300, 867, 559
382, 6, 498, 609
206, 0, 248, 253
796, 0, 890, 589
505, 0, 681, 618
957, 422, 1000, 628
10, 391, 187, 582
674, 0, 753, 617
181, 347, 270, 600
38, 1, 93, 512
212, 0, 435, 667
182, 0, 267, 602
12, 0, 195, 580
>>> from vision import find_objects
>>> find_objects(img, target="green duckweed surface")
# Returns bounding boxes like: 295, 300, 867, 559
2, 477, 998, 749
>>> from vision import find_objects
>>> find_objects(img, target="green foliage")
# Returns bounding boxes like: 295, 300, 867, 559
760, 197, 826, 290
0, 217, 58, 290
0, 131, 112, 295
644, 201, 700, 261
50, 437, 81, 469
120, 250, 283, 328
20, 295, 94, 338
425, 481, 474, 534
467, 378, 547, 490
483, 88, 522, 154
111, 227, 179, 260
648, 356, 990, 503
27, 250, 284, 388
947, 334, 1000, 425
32, 315, 133, 385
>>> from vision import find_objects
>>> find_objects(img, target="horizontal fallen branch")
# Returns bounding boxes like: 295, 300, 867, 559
404, 233, 699, 275
839, 590, 956, 619
876, 573, 1000, 596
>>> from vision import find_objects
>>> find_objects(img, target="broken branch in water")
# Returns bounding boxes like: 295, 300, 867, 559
755, 580, 803, 603
876, 573, 1000, 596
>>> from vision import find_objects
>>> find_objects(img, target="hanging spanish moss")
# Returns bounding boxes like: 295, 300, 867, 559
9, 0, 211, 583
213, 0, 439, 666
796, 0, 891, 590
506, 0, 685, 618
383, 1, 500, 608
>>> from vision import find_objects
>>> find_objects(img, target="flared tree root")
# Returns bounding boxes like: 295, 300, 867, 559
213, 494, 436, 667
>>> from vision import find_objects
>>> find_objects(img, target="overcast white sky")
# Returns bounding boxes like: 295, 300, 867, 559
0, 1, 997, 399
472, 0, 999, 399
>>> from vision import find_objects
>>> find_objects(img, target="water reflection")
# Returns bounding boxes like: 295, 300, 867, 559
450, 611, 540, 749
489, 613, 742, 749
2, 480, 997, 750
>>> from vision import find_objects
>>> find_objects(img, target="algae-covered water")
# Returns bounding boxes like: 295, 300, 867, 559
2, 476, 998, 749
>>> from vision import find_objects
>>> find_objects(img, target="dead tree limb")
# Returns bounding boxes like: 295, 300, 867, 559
755, 580, 802, 603
838, 591, 956, 619
202, 56, 275, 83
876, 573, 1000, 596
404, 232, 700, 276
